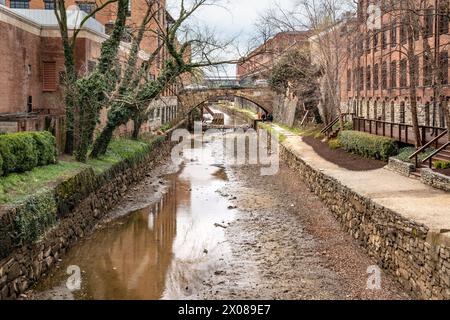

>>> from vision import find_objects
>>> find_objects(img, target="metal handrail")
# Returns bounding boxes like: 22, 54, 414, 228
409, 129, 448, 167
320, 113, 354, 135
320, 116, 340, 135
422, 141, 450, 168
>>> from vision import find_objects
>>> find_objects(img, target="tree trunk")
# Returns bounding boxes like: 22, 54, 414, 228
132, 114, 143, 140
407, 13, 422, 147
90, 124, 116, 158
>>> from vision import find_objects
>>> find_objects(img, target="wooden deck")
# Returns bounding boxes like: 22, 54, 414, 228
353, 117, 448, 147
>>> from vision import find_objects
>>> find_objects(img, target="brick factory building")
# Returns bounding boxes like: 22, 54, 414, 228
340, 0, 450, 133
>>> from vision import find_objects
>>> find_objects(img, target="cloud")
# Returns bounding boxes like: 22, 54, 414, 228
167, 0, 293, 76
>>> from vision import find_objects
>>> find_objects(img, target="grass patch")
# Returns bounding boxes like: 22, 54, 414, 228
395, 147, 435, 164
276, 123, 323, 137
0, 161, 87, 205
0, 138, 160, 205
258, 123, 286, 142
227, 106, 258, 119
87, 138, 151, 174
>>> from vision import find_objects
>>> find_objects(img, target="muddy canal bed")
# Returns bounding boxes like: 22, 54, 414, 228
30, 108, 409, 300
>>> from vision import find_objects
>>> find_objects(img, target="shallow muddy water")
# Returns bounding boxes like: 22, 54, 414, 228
32, 106, 245, 300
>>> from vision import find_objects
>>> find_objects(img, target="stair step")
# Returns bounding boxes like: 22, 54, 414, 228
410, 171, 422, 178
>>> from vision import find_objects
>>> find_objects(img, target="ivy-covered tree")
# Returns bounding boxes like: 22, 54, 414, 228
269, 48, 322, 121
90, 0, 239, 157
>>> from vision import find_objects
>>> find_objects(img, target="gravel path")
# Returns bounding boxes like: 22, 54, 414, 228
193, 162, 410, 300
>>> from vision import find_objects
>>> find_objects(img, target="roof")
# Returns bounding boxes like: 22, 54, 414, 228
10, 8, 105, 34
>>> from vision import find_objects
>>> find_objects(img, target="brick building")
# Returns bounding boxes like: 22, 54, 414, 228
235, 31, 311, 125
340, 0, 450, 131
0, 1, 187, 150
236, 31, 310, 86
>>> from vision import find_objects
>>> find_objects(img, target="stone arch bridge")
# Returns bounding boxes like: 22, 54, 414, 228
178, 87, 275, 115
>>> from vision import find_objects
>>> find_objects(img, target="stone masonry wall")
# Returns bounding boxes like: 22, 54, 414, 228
0, 137, 173, 300
280, 144, 450, 300
421, 169, 450, 193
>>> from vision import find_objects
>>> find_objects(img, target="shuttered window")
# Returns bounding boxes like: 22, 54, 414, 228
42, 61, 57, 92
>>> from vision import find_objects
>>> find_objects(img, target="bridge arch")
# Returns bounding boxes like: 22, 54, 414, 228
179, 87, 275, 116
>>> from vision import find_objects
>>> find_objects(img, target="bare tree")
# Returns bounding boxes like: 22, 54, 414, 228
255, 0, 357, 126
90, 0, 243, 157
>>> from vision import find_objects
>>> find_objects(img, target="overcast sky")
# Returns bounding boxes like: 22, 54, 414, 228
167, 0, 294, 77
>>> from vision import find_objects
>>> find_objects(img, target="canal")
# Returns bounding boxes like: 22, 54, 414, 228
32, 105, 409, 300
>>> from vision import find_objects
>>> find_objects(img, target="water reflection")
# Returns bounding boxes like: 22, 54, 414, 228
35, 112, 240, 300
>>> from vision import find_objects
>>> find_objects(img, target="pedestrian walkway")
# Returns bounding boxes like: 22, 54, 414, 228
270, 124, 450, 231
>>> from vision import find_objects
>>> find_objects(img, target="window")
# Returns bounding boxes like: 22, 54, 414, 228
76, 2, 95, 15
390, 61, 397, 88
400, 59, 408, 87
382, 28, 388, 50
87, 60, 96, 73
44, 0, 54, 9
381, 61, 387, 89
381, 101, 386, 121
374, 63, 379, 90
366, 32, 371, 52
10, 0, 29, 8
411, 55, 420, 85
27, 96, 32, 113
425, 102, 431, 126
400, 19, 407, 44
366, 65, 371, 90
391, 101, 395, 122
440, 99, 447, 126
425, 7, 434, 38
359, 67, 364, 91
373, 31, 379, 52
391, 20, 397, 47
424, 55, 433, 86
127, 0, 132, 16
366, 101, 370, 119
400, 102, 406, 124
374, 101, 378, 119
439, 1, 449, 34
347, 69, 352, 91
42, 61, 57, 92
439, 51, 449, 84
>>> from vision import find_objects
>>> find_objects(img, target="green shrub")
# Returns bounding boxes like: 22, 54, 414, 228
328, 138, 341, 150
31, 131, 58, 166
338, 130, 398, 161
0, 131, 57, 176
434, 160, 450, 170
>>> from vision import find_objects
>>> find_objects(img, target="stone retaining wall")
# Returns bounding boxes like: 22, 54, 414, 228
0, 137, 173, 300
280, 143, 450, 300
421, 169, 450, 192
387, 158, 416, 177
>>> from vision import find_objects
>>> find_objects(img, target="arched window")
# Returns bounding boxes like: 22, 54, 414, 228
425, 102, 431, 126
381, 101, 386, 121
390, 101, 395, 123
366, 100, 370, 119
439, 1, 449, 34
400, 102, 406, 124
374, 100, 378, 120
425, 7, 434, 38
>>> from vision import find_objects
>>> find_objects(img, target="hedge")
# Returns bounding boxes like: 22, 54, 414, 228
338, 130, 398, 161
0, 131, 57, 176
